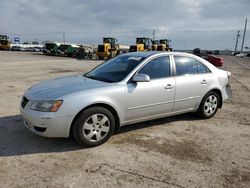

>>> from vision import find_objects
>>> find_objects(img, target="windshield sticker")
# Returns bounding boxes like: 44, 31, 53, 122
128, 57, 142, 61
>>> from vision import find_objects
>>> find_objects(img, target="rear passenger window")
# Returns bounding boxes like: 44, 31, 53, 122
138, 56, 170, 79
174, 56, 210, 76
174, 56, 198, 76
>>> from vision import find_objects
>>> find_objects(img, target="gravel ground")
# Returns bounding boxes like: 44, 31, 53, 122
0, 51, 249, 188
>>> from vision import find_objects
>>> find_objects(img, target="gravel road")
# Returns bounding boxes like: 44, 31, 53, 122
0, 51, 249, 188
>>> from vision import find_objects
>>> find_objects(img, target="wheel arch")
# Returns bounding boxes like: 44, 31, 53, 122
207, 88, 223, 108
69, 103, 121, 137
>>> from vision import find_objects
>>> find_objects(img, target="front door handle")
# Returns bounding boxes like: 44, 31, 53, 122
164, 84, 174, 89
201, 79, 208, 84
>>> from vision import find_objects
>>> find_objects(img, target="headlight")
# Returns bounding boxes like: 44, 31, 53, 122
30, 100, 63, 112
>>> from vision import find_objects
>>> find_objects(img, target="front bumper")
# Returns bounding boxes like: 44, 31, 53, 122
20, 103, 74, 138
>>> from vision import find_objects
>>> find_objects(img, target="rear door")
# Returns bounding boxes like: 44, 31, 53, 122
173, 56, 213, 112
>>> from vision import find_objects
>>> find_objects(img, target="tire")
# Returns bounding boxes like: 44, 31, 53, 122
196, 91, 220, 119
73, 107, 115, 147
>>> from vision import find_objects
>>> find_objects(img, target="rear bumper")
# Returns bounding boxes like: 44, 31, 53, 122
222, 84, 232, 102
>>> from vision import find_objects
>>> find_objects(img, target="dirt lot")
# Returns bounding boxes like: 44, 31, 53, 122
0, 51, 249, 188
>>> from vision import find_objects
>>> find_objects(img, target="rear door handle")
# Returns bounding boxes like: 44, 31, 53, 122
164, 84, 174, 89
201, 79, 208, 84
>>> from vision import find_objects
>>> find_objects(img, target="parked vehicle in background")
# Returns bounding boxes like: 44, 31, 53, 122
0, 35, 10, 51
11, 46, 25, 51
129, 37, 152, 52
232, 51, 241, 56
74, 45, 94, 59
151, 40, 159, 51
214, 50, 221, 55
57, 44, 78, 57
235, 53, 248, 58
193, 48, 223, 67
157, 39, 172, 51
96, 37, 120, 59
20, 51, 231, 147
43, 42, 61, 55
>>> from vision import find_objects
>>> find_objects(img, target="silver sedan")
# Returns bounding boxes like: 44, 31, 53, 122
20, 52, 232, 146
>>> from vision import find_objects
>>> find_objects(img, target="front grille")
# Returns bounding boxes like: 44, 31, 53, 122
21, 96, 29, 108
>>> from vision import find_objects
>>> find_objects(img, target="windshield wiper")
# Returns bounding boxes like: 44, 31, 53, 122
84, 74, 95, 80
84, 74, 114, 83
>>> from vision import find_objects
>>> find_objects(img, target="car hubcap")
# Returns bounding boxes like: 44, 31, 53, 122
83, 114, 110, 142
204, 95, 218, 116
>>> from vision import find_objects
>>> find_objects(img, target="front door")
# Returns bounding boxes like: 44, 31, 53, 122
124, 56, 175, 123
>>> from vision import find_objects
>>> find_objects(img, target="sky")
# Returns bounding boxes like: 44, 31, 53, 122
0, 0, 250, 50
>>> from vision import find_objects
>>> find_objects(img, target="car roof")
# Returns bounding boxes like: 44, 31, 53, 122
122, 51, 218, 71
124, 51, 164, 58
123, 51, 196, 58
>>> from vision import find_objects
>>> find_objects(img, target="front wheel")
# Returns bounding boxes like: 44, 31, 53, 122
196, 91, 220, 119
73, 107, 115, 147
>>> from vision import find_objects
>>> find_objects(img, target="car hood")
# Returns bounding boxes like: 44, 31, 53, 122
25, 75, 111, 100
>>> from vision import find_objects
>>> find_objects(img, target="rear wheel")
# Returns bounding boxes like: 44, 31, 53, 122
196, 91, 220, 119
73, 107, 115, 147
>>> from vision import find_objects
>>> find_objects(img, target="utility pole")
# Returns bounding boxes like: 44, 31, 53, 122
152, 30, 156, 41
234, 30, 240, 52
63, 32, 65, 44
241, 18, 248, 52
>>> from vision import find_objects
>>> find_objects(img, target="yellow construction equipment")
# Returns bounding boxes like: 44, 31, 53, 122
129, 37, 152, 52
96, 37, 119, 59
0, 35, 10, 51
151, 40, 159, 51
157, 39, 172, 51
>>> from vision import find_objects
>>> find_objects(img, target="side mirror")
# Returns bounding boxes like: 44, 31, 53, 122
133, 74, 150, 82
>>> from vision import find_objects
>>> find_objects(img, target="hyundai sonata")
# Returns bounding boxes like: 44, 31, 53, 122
20, 52, 231, 146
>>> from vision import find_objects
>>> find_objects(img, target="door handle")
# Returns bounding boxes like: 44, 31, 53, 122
164, 84, 174, 89
201, 79, 208, 84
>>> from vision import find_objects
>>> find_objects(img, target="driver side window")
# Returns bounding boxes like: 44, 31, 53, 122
138, 56, 170, 79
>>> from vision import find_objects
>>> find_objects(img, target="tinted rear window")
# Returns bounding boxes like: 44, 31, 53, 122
174, 56, 210, 76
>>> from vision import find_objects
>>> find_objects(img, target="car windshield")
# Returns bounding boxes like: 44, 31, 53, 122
85, 55, 145, 83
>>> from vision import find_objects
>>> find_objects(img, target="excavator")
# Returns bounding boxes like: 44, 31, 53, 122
129, 37, 152, 52
96, 37, 119, 59
157, 39, 172, 51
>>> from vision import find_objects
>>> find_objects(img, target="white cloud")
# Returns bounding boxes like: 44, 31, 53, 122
0, 0, 249, 49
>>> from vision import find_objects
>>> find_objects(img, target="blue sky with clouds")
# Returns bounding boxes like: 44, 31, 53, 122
0, 0, 249, 50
